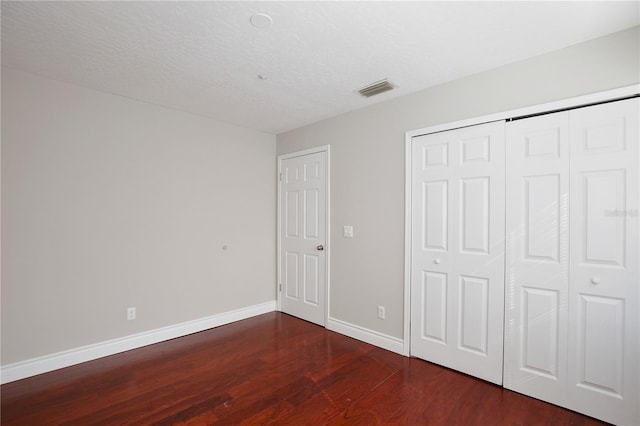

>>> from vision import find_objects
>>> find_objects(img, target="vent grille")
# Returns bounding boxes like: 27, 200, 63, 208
358, 79, 395, 98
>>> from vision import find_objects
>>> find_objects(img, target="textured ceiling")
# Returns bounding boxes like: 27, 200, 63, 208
2, 1, 638, 134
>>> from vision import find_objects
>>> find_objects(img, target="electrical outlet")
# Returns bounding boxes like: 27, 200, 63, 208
377, 305, 385, 320
343, 225, 354, 238
127, 307, 136, 320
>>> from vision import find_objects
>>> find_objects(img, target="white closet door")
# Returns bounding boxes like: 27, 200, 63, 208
504, 112, 570, 402
411, 121, 505, 385
567, 98, 639, 425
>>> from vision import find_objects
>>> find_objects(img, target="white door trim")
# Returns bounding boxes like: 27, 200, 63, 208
277, 145, 330, 326
403, 84, 640, 356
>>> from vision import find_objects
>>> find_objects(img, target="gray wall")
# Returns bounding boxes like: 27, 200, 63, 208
1, 69, 276, 364
2, 26, 638, 366
277, 27, 640, 339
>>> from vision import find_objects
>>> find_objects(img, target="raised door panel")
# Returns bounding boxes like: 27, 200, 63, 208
421, 271, 448, 343
285, 191, 299, 238
521, 287, 559, 378
581, 171, 625, 267
285, 252, 299, 299
423, 181, 448, 251
525, 175, 560, 262
458, 275, 488, 355
568, 98, 639, 426
423, 143, 449, 168
461, 136, 490, 164
460, 177, 489, 254
504, 111, 569, 403
304, 254, 319, 305
576, 295, 624, 397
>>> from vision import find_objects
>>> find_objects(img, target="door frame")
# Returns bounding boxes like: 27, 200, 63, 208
403, 84, 639, 356
277, 145, 331, 326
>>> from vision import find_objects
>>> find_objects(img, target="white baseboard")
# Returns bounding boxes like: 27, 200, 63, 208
1, 301, 276, 384
327, 317, 404, 355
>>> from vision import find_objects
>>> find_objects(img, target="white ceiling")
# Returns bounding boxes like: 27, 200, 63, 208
2, 1, 638, 134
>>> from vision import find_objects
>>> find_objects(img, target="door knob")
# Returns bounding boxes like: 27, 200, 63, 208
590, 276, 601, 285
316, 245, 324, 251
434, 258, 441, 264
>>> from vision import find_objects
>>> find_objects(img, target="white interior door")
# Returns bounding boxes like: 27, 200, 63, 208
410, 121, 505, 385
279, 149, 327, 326
567, 98, 639, 425
504, 111, 570, 402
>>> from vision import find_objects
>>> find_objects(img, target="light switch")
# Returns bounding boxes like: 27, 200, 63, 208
343, 225, 354, 238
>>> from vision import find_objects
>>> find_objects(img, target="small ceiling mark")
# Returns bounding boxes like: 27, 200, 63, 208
358, 79, 395, 98
258, 74, 268, 80
250, 13, 273, 29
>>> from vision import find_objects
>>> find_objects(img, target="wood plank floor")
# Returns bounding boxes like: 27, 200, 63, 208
2, 312, 605, 425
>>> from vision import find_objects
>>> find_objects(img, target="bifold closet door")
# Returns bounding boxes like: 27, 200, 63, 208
504, 111, 570, 403
411, 121, 505, 385
567, 98, 638, 425
505, 97, 639, 425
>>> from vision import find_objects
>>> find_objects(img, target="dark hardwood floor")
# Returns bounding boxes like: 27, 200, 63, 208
2, 312, 605, 425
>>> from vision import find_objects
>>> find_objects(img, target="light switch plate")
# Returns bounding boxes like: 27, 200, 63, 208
343, 225, 353, 238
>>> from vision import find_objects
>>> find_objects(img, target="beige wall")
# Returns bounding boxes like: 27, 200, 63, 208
277, 27, 640, 339
1, 69, 276, 364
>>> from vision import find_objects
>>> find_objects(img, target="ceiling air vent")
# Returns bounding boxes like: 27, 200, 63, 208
358, 79, 395, 98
